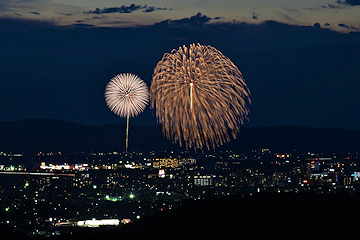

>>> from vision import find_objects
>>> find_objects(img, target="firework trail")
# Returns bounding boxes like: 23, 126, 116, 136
150, 43, 251, 149
105, 73, 149, 152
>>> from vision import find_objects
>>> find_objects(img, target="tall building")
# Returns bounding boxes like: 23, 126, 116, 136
193, 175, 214, 187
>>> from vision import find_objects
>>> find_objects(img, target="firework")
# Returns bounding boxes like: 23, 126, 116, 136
150, 43, 250, 149
105, 73, 149, 152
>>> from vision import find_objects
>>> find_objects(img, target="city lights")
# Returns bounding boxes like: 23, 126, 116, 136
0, 148, 359, 237
77, 219, 120, 227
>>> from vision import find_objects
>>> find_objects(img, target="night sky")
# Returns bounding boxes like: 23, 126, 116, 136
0, 0, 360, 130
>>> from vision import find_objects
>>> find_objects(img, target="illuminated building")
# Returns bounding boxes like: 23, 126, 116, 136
40, 163, 89, 171
152, 158, 179, 168
77, 219, 120, 227
309, 172, 328, 185
194, 175, 214, 187
344, 177, 352, 185
351, 171, 360, 181
308, 160, 320, 171
179, 158, 196, 166
121, 219, 131, 224
158, 169, 165, 178
54, 222, 71, 227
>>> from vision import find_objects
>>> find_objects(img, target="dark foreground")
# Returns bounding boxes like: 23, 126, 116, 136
3, 192, 360, 240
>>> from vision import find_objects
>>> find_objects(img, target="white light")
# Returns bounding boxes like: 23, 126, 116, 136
77, 219, 120, 227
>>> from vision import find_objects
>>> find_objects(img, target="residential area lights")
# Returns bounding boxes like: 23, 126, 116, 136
0, 149, 359, 237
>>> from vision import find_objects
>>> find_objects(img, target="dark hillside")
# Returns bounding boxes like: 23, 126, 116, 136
54, 193, 360, 240
0, 119, 359, 153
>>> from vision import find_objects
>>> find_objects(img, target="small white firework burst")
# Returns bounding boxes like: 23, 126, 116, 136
105, 73, 149, 118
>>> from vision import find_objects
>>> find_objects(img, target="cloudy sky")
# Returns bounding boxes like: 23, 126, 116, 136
0, 0, 359, 32
0, 0, 360, 130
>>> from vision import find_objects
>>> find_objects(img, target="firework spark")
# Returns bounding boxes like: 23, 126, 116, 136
105, 73, 149, 152
150, 43, 251, 149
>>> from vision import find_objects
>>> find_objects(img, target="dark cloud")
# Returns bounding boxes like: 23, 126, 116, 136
143, 6, 171, 12
336, 0, 360, 6
338, 23, 349, 28
71, 23, 94, 28
251, 12, 260, 20
29, 11, 40, 15
321, 4, 340, 9
281, 7, 299, 13
102, 20, 131, 25
314, 22, 321, 28
84, 4, 171, 14
325, 23, 331, 26
153, 12, 211, 28
59, 13, 74, 16
303, 7, 315, 10
143, 6, 156, 12
84, 4, 143, 14
337, 23, 357, 30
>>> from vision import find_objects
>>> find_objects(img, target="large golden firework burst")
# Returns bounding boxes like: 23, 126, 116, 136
151, 43, 251, 149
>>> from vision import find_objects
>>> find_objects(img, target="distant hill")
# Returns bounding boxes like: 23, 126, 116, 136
0, 119, 359, 154
0, 119, 171, 154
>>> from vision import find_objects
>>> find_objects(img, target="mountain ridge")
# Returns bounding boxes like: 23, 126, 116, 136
0, 119, 359, 154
